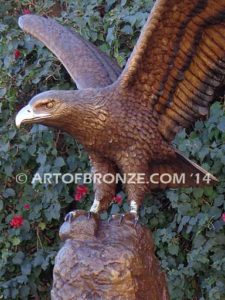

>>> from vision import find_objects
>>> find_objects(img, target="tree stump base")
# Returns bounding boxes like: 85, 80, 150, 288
51, 211, 169, 300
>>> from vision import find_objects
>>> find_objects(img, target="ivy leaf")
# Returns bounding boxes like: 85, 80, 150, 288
54, 157, 65, 168
12, 252, 25, 265
36, 152, 47, 165
121, 25, 133, 35
168, 244, 179, 256
0, 200, 3, 211
0, 87, 6, 97
21, 261, 32, 275
3, 188, 15, 198
193, 188, 204, 199
20, 286, 30, 298
214, 195, 224, 207
110, 203, 120, 215
12, 237, 21, 246
106, 27, 114, 45
217, 116, 225, 132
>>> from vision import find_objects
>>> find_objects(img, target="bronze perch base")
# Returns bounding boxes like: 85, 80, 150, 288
51, 211, 169, 300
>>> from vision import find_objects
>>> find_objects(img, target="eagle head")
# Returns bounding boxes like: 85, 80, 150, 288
15, 90, 73, 128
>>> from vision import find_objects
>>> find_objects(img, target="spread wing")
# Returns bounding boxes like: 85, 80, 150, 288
118, 0, 225, 141
18, 15, 121, 89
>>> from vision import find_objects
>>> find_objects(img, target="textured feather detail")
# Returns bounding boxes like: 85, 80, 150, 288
18, 15, 121, 89
118, 0, 225, 141
150, 150, 218, 189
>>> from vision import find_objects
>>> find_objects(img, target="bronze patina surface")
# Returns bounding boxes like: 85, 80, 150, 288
51, 211, 169, 300
16, 0, 224, 220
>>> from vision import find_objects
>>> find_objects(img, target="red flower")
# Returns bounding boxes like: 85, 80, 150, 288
24, 204, 30, 210
10, 215, 24, 228
76, 185, 88, 195
14, 49, 21, 59
74, 185, 88, 202
23, 9, 31, 14
74, 193, 82, 201
113, 194, 123, 205
222, 213, 225, 222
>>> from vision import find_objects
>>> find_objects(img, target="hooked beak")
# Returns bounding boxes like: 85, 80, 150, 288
15, 104, 51, 128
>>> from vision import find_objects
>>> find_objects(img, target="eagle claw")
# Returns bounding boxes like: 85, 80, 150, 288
64, 211, 76, 223
134, 216, 139, 227
119, 214, 125, 224
64, 210, 97, 223
108, 213, 139, 226
108, 215, 113, 223
88, 211, 93, 219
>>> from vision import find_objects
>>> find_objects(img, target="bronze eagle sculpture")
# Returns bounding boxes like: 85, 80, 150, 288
16, 0, 224, 222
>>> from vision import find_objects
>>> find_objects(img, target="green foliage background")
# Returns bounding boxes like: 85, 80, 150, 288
0, 0, 225, 299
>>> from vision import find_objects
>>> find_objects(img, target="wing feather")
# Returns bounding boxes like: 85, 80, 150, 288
118, 0, 225, 141
18, 15, 121, 89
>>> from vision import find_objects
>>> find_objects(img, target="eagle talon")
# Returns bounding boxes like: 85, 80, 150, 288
64, 211, 76, 223
134, 216, 139, 227
87, 211, 92, 219
64, 210, 92, 223
129, 212, 139, 227
119, 214, 125, 224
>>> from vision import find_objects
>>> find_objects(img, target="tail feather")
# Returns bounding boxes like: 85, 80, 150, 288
150, 150, 218, 189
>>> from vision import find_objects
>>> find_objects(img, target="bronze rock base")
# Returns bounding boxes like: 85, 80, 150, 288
51, 211, 169, 300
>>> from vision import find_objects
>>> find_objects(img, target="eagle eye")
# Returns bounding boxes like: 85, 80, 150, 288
46, 100, 55, 109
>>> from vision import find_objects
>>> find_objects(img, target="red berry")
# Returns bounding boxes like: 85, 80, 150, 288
14, 49, 21, 59
222, 213, 225, 222
113, 194, 123, 205
23, 9, 31, 15
24, 204, 30, 210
